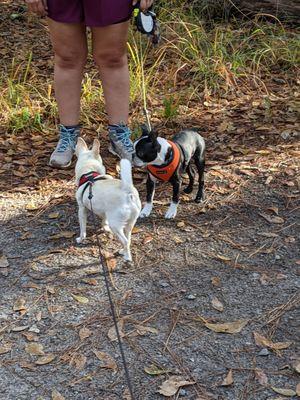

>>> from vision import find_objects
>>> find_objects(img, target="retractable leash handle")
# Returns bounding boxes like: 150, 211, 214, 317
133, 1, 161, 45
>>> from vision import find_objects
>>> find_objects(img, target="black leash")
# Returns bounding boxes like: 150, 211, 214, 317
87, 183, 135, 400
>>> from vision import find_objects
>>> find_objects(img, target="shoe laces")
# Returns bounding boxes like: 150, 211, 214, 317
110, 127, 133, 151
57, 126, 79, 153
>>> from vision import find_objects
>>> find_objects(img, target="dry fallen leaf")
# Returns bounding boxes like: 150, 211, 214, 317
0, 344, 12, 355
79, 327, 92, 341
103, 251, 117, 271
35, 354, 56, 365
253, 332, 292, 351
81, 278, 98, 286
25, 201, 39, 211
255, 369, 268, 385
205, 319, 248, 334
108, 319, 125, 342
259, 213, 284, 224
0, 253, 9, 268
271, 387, 297, 397
215, 254, 231, 262
211, 297, 224, 312
293, 360, 300, 374
221, 370, 233, 386
173, 236, 184, 244
13, 298, 26, 312
25, 343, 45, 356
132, 325, 158, 336
158, 376, 196, 397
36, 311, 42, 322
143, 234, 153, 244
268, 206, 279, 215
52, 389, 65, 400
296, 383, 300, 396
50, 231, 75, 240
19, 361, 36, 371
46, 286, 56, 295
144, 365, 171, 376
93, 349, 117, 371
71, 294, 89, 304
259, 273, 270, 285
123, 388, 131, 400
121, 290, 133, 302
22, 332, 39, 342
48, 212, 60, 219
265, 176, 273, 185
70, 353, 87, 370
211, 276, 221, 287
11, 325, 29, 332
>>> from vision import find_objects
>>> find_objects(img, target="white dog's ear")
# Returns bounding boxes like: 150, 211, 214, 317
75, 137, 88, 156
92, 138, 100, 157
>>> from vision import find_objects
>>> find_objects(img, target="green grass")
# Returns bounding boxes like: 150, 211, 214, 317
0, 2, 299, 133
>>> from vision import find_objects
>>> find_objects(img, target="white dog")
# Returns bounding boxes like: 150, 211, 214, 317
75, 138, 141, 262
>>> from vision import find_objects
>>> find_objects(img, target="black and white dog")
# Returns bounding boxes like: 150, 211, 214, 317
133, 126, 205, 219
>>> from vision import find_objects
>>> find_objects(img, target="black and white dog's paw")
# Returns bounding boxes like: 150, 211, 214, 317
140, 203, 153, 218
165, 202, 178, 219
195, 191, 205, 203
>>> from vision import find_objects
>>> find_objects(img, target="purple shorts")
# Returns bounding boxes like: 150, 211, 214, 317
47, 0, 133, 27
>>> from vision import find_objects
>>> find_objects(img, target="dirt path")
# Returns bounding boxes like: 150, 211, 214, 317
1, 135, 299, 399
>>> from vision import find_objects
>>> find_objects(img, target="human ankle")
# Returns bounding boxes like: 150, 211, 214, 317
60, 124, 80, 130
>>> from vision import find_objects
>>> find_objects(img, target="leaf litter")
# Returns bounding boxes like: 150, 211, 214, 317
93, 349, 118, 372
204, 319, 248, 334
25, 343, 45, 356
253, 332, 292, 351
220, 369, 234, 386
158, 376, 196, 397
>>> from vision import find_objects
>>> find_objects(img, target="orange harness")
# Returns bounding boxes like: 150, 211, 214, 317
147, 141, 181, 182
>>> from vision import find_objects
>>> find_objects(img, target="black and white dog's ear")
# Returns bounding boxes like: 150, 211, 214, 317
149, 129, 158, 141
141, 124, 150, 137
149, 130, 161, 151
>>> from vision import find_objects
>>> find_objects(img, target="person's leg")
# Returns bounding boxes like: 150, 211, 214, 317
92, 21, 130, 125
48, 19, 88, 167
91, 22, 134, 160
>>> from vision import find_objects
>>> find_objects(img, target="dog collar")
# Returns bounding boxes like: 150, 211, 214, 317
147, 141, 181, 182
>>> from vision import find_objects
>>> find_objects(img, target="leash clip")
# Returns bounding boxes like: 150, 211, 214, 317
88, 183, 93, 200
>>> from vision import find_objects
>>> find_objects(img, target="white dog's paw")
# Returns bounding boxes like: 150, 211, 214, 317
123, 252, 132, 262
76, 235, 86, 244
102, 224, 111, 233
119, 248, 132, 262
140, 203, 153, 218
165, 203, 178, 219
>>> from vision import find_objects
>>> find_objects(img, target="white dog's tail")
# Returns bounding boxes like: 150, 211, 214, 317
120, 159, 133, 191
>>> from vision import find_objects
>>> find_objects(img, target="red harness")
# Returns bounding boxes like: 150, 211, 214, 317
78, 171, 102, 188
147, 141, 181, 182
78, 171, 108, 199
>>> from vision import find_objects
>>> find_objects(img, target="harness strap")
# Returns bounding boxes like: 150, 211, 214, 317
78, 171, 108, 199
147, 141, 181, 182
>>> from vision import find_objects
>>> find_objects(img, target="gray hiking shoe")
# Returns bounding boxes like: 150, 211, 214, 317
108, 124, 134, 161
49, 125, 80, 168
